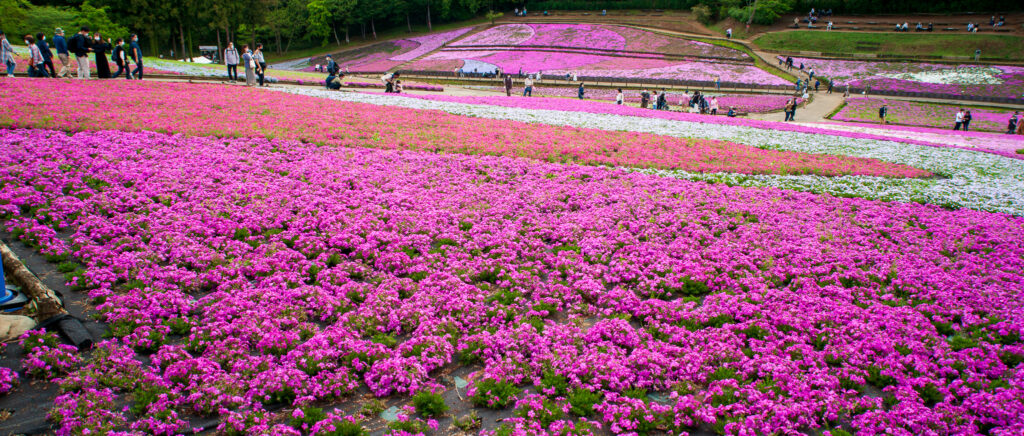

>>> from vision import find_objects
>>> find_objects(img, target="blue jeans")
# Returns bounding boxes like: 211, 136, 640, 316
523, 86, 532, 96
131, 62, 143, 80
112, 63, 127, 79
5, 60, 15, 76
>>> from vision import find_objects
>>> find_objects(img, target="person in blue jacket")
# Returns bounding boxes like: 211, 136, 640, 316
577, 82, 585, 99
35, 32, 55, 77
129, 34, 143, 80
53, 28, 70, 77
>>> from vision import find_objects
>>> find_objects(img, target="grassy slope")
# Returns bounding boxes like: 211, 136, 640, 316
263, 18, 490, 64
752, 31, 1024, 60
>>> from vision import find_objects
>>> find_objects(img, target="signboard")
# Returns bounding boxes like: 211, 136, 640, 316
198, 46, 219, 51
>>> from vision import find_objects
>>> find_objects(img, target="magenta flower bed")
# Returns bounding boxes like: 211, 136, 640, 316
3, 128, 1023, 435
452, 24, 748, 60
488, 86, 798, 113
833, 97, 1018, 132
784, 57, 1024, 99
410, 50, 790, 85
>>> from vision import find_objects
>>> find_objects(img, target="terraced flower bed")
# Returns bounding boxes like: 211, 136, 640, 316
832, 97, 1020, 132
451, 24, 749, 60
0, 79, 921, 178
469, 86, 799, 113
307, 28, 473, 73
783, 57, 1024, 99
408, 50, 789, 85
2, 127, 1023, 435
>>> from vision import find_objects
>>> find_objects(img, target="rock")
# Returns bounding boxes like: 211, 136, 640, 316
0, 315, 37, 342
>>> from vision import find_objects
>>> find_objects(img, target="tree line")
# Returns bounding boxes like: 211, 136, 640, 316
2, 0, 1014, 61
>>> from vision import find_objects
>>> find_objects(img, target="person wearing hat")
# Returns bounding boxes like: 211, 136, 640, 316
53, 28, 70, 78
224, 42, 239, 82
1, 31, 15, 77
69, 26, 92, 79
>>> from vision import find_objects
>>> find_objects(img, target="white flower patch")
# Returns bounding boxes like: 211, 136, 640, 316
272, 87, 1024, 216
878, 66, 1004, 85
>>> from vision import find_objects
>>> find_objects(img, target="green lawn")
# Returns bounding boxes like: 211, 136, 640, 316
753, 31, 1024, 61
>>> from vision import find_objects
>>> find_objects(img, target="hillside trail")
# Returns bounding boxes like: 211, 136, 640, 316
749, 92, 845, 122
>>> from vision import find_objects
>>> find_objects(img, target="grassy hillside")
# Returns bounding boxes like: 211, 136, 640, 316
753, 32, 1024, 61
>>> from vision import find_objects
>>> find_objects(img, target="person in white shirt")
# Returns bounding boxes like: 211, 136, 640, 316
523, 77, 533, 97
615, 89, 623, 105
827, 21, 833, 30
954, 109, 965, 130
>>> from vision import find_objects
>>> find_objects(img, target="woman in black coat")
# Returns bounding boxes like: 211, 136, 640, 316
92, 33, 111, 78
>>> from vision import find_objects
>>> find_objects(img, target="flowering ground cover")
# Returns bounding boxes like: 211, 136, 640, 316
812, 121, 1024, 154
0, 79, 912, 178
281, 88, 1024, 215
451, 24, 748, 60
305, 28, 473, 73
469, 86, 798, 113
3, 127, 1024, 435
784, 57, 1024, 99
832, 97, 1019, 132
409, 50, 790, 85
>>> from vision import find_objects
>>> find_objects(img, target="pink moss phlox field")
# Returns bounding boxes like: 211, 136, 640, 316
411, 50, 789, 85
784, 57, 1024, 98
388, 27, 474, 62
451, 24, 749, 60
833, 97, 1018, 132
378, 90, 1024, 160
476, 86, 799, 113
0, 79, 926, 178
3, 128, 1024, 434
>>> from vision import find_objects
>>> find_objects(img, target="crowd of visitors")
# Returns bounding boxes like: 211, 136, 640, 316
1, 27, 143, 79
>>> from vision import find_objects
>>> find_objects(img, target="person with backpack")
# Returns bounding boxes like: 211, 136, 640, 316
69, 27, 92, 79
111, 39, 129, 79
224, 42, 239, 82
325, 55, 337, 75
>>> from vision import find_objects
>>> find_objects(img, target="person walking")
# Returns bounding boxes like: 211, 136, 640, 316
242, 45, 256, 86
92, 33, 111, 79
224, 42, 239, 82
504, 74, 513, 97
954, 109, 964, 130
129, 34, 143, 80
111, 38, 129, 79
523, 76, 533, 97
577, 82, 585, 99
25, 35, 47, 77
827, 81, 833, 94
35, 33, 55, 78
53, 28, 70, 77
1008, 112, 1019, 134
814, 79, 820, 92
715, 76, 721, 90
69, 27, 91, 79
615, 89, 624, 105
254, 43, 267, 86
962, 110, 973, 131
784, 99, 794, 121
878, 104, 887, 124
1, 31, 17, 77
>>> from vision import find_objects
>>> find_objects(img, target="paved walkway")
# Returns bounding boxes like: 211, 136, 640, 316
750, 92, 846, 122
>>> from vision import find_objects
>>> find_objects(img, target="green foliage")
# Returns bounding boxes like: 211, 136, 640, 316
567, 388, 601, 416
470, 378, 518, 409
452, 411, 482, 431
412, 391, 449, 417
692, 5, 715, 25
289, 406, 328, 429
728, 0, 795, 26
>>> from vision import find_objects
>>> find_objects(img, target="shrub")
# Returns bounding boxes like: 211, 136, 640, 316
412, 391, 448, 417
470, 378, 518, 409
692, 5, 715, 25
